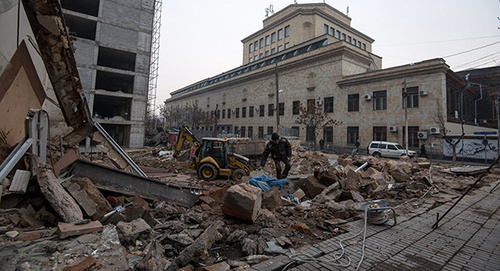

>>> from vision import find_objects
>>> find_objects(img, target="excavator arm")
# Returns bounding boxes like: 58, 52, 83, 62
173, 126, 201, 169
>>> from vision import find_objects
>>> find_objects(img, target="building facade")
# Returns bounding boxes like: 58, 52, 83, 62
61, 0, 156, 148
164, 3, 498, 158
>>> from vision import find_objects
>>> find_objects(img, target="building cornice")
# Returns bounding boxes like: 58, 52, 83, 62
337, 59, 450, 87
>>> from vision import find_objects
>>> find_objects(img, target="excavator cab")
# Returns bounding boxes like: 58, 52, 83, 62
199, 138, 227, 168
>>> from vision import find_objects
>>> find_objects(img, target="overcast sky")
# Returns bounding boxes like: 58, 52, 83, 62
156, 0, 500, 106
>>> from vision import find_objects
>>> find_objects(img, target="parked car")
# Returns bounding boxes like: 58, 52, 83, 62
367, 141, 417, 158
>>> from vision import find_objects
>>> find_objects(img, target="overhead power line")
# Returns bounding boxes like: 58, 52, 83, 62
443, 40, 500, 58
374, 35, 500, 47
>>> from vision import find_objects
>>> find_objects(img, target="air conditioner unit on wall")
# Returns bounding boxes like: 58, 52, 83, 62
364, 94, 372, 101
316, 100, 323, 105
389, 126, 397, 132
429, 127, 440, 135
417, 131, 428, 139
419, 90, 428, 96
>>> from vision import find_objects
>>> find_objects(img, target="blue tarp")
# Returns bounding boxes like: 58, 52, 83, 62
249, 174, 287, 192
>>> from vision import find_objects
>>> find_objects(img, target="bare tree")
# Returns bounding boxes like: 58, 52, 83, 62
162, 101, 215, 130
294, 101, 342, 149
434, 102, 464, 165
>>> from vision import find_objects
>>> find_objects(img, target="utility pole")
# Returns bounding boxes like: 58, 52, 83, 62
403, 77, 409, 156
275, 62, 280, 133
496, 97, 500, 167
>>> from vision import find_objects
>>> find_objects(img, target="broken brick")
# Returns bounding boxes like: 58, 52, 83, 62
222, 184, 261, 222
62, 255, 96, 271
58, 220, 103, 239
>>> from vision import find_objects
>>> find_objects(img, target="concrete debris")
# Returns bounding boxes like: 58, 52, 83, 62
62, 177, 112, 220
222, 183, 262, 222
62, 255, 96, 271
32, 155, 83, 223
116, 218, 152, 246
58, 220, 103, 239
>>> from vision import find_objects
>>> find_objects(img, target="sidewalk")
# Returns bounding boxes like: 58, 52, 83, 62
252, 180, 500, 270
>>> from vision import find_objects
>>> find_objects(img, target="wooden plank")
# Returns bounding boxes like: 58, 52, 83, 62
58, 220, 103, 239
9, 169, 31, 193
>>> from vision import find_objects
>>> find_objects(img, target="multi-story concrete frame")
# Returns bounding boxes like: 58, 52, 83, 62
60, 0, 155, 148
165, 3, 497, 158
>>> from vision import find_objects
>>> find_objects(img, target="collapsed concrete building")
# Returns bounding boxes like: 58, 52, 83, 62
164, 3, 499, 161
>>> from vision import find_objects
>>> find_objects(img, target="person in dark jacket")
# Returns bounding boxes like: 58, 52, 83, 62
420, 144, 428, 158
260, 133, 292, 179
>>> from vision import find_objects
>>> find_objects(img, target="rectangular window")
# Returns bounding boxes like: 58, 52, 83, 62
324, 126, 333, 143
342, 33, 346, 40
259, 105, 265, 117
362, 43, 366, 50
347, 36, 352, 43
249, 58, 253, 63
259, 53, 263, 59
258, 127, 264, 138
234, 126, 238, 135
307, 99, 315, 113
324, 97, 334, 113
235, 108, 240, 118
222, 109, 225, 119
265, 35, 270, 46
373, 91, 387, 110
292, 126, 300, 137
348, 94, 359, 112
336, 30, 341, 39
271, 32, 276, 43
265, 51, 269, 56
249, 106, 254, 117
254, 56, 258, 61
267, 126, 273, 136
358, 41, 361, 47
278, 102, 284, 116
347, 127, 359, 144
254, 41, 258, 50
306, 126, 315, 141
330, 27, 334, 36
242, 107, 246, 118
403, 126, 420, 148
278, 29, 283, 40
285, 43, 290, 49
248, 126, 253, 138
268, 104, 274, 116
278, 45, 283, 52
227, 109, 231, 119
271, 48, 276, 54
260, 38, 264, 48
241, 127, 246, 137
285, 25, 290, 37
403, 87, 419, 108
373, 126, 387, 141
324, 24, 329, 34
293, 101, 300, 115
353, 38, 357, 45
249, 43, 253, 53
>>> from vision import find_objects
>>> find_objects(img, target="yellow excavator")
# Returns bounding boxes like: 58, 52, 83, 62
173, 125, 255, 181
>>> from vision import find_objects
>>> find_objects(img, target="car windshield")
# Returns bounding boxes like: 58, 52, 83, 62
395, 144, 404, 150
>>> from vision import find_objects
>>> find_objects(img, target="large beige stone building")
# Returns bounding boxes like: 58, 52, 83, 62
165, 3, 498, 159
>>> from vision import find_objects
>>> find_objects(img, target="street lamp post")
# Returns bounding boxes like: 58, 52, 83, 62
403, 77, 409, 156
275, 63, 280, 133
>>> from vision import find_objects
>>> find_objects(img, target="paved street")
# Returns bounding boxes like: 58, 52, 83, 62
252, 179, 500, 270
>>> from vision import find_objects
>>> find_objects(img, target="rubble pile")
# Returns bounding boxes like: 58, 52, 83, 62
1, 139, 499, 270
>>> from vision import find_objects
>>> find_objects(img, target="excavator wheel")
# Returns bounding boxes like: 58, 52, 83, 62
231, 169, 247, 182
199, 163, 219, 181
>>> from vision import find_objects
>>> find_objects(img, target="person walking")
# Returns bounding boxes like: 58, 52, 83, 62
355, 138, 360, 155
260, 133, 292, 179
420, 144, 428, 158
319, 138, 325, 151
